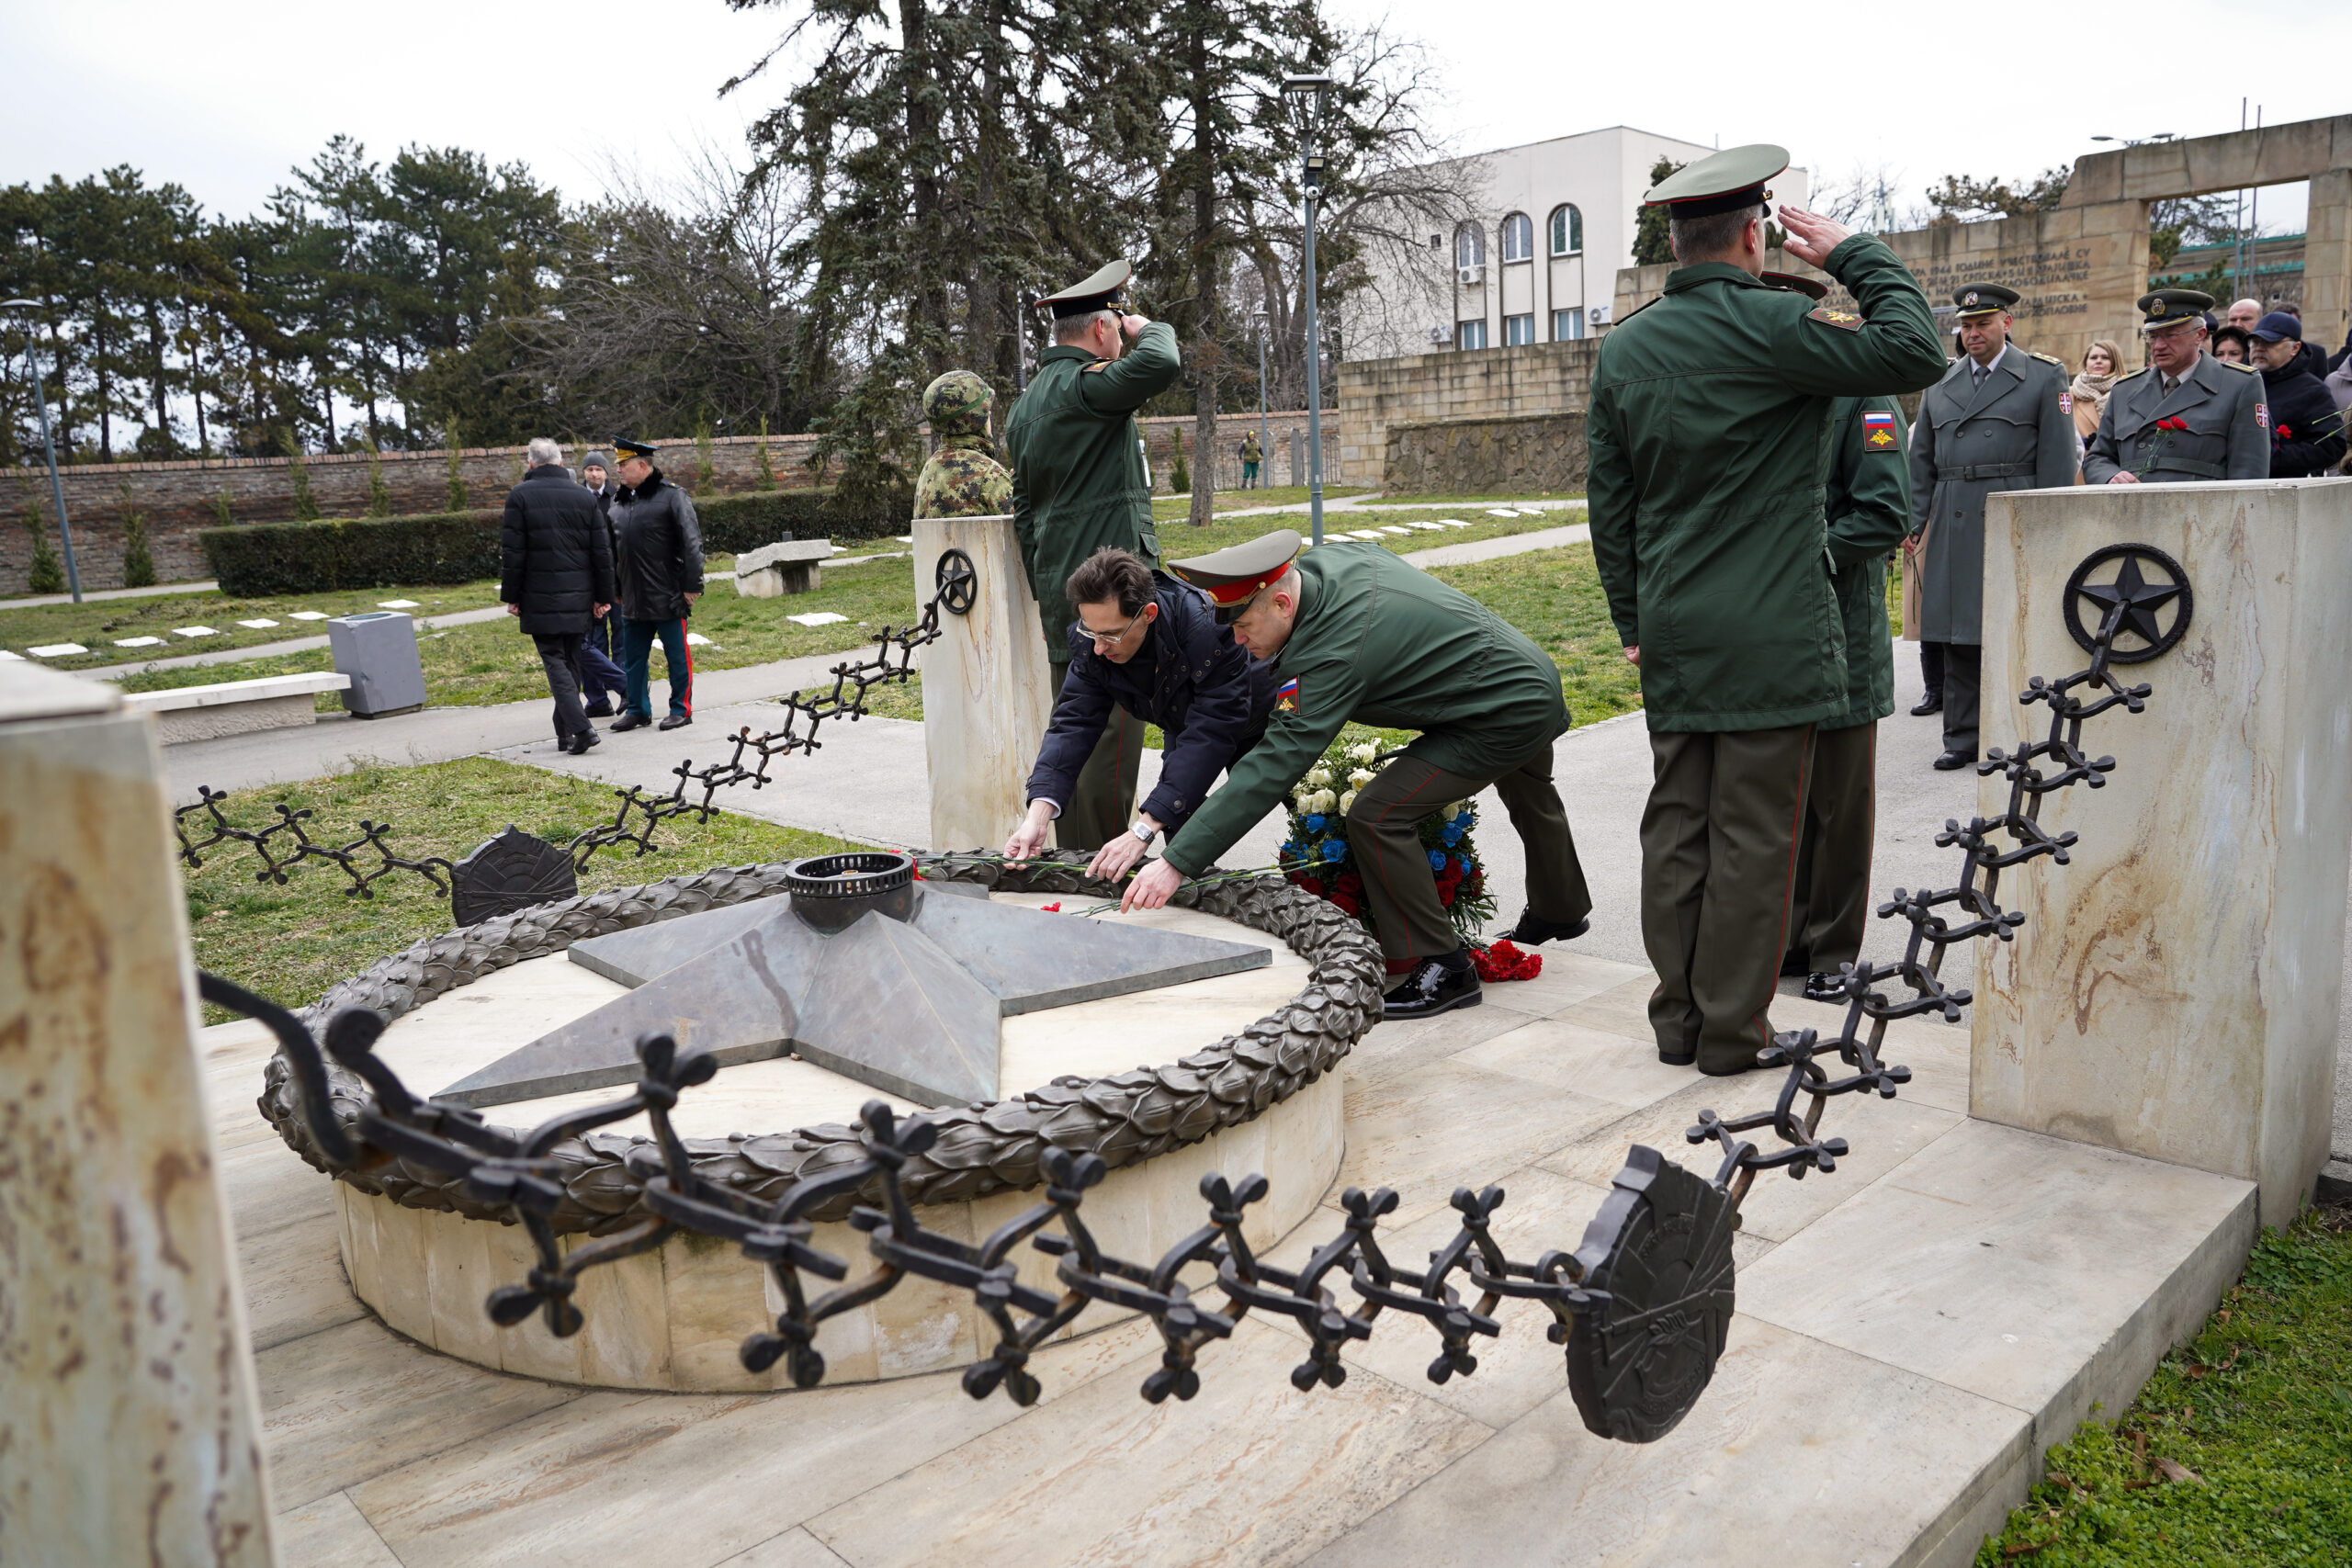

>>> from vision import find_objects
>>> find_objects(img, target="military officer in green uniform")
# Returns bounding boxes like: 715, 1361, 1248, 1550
913, 370, 1013, 518
1118, 530, 1595, 1021
1588, 144, 1946, 1076
1002, 260, 1183, 852
2083, 289, 2269, 485
1758, 275, 1917, 1002
1906, 284, 2079, 769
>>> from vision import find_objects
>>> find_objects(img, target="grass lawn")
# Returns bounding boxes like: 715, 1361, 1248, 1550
1974, 1201, 2352, 1565
1156, 504, 1568, 556
1365, 491, 1586, 507
184, 757, 866, 1020
0, 579, 511, 670
106, 554, 928, 711
1148, 484, 1370, 521
1432, 544, 1645, 725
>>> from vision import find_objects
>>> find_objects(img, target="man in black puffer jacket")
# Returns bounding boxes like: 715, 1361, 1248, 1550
502, 438, 616, 754
607, 436, 706, 732
2251, 314, 2348, 478
1003, 547, 1274, 883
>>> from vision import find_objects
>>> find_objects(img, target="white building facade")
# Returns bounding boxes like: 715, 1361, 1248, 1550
1350, 125, 1811, 362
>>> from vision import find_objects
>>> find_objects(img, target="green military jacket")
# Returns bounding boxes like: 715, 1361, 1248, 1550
1587, 235, 1946, 732
2081, 354, 2268, 484
1003, 321, 1182, 662
1162, 542, 1569, 876
1907, 344, 2079, 646
1823, 396, 1913, 729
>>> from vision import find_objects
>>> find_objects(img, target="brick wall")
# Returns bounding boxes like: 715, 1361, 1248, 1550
1384, 412, 1589, 495
1335, 342, 1599, 491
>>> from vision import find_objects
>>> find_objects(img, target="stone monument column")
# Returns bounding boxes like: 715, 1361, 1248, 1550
0, 665, 276, 1563
1973, 479, 2352, 1226
911, 513, 1057, 852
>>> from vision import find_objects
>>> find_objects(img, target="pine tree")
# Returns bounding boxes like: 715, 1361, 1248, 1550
25, 500, 64, 595
1170, 427, 1190, 494
367, 450, 391, 516
212, 488, 235, 527
444, 425, 468, 511
286, 434, 321, 520
1631, 158, 1684, 266
119, 482, 155, 588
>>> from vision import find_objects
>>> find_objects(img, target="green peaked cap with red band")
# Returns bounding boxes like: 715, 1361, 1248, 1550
1167, 528, 1304, 623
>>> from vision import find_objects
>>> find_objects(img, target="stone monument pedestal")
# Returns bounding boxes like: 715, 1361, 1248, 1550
911, 513, 1057, 852
0, 665, 275, 1563
1974, 479, 2352, 1226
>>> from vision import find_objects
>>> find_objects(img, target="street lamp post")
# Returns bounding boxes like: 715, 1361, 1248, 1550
1, 299, 82, 602
1250, 308, 1270, 491
1283, 73, 1331, 547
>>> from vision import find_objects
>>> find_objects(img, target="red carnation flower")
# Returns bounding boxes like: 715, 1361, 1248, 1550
2278, 424, 2292, 439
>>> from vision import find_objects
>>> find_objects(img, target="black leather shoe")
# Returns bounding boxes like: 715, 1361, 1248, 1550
564, 729, 601, 756
658, 713, 693, 731
1382, 958, 1482, 1020
1657, 1047, 1696, 1067
1497, 908, 1589, 945
1778, 952, 1810, 977
1802, 970, 1849, 1005
583, 703, 615, 718
1931, 749, 1977, 771
1910, 692, 1944, 716
610, 712, 650, 732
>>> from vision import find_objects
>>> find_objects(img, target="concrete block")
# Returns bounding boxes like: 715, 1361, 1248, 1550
736, 538, 833, 596
1975, 480, 2352, 1224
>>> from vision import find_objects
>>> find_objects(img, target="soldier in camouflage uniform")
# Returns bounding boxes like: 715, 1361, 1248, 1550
913, 370, 1014, 519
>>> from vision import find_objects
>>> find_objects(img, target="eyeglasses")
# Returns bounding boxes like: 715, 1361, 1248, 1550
1073, 608, 1146, 648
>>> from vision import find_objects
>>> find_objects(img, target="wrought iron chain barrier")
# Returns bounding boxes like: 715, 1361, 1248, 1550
212, 546, 2182, 1445
175, 564, 961, 898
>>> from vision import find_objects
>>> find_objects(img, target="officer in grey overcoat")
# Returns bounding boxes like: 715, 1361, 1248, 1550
2083, 288, 2269, 488
1906, 284, 2078, 768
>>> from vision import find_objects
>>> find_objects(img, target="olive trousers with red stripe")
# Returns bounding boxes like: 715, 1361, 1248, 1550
1641, 723, 1815, 1074
1344, 742, 1592, 966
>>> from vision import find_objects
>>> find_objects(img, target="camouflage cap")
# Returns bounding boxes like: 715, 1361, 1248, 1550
922, 370, 995, 438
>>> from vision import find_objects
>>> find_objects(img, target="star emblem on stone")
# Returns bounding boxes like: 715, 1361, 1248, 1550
2075, 552, 2183, 649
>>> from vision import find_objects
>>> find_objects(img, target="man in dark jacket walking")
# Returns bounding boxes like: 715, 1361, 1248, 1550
574, 449, 627, 716
2249, 314, 2347, 477
1003, 547, 1274, 883
607, 437, 705, 732
501, 438, 616, 755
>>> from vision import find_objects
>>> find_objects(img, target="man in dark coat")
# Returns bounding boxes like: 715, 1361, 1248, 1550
1004, 547, 1275, 884
501, 437, 616, 755
573, 448, 627, 716
2249, 313, 2347, 477
606, 437, 705, 732
1905, 285, 2079, 769
2083, 290, 2268, 485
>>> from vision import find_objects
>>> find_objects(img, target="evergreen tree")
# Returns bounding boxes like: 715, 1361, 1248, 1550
24, 498, 63, 594
118, 481, 155, 588
1631, 157, 1683, 266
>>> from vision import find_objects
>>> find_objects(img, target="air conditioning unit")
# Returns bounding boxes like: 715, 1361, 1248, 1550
1588, 304, 1612, 327
1427, 326, 1449, 344
1458, 265, 1485, 288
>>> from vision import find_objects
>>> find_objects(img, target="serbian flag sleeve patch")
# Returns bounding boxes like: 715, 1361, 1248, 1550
1274, 677, 1300, 714
1860, 410, 1898, 451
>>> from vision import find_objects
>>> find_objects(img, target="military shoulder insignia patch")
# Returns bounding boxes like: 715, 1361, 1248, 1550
1081, 359, 1112, 374
2220, 357, 2258, 373
2059, 390, 2074, 414
1860, 410, 1899, 450
2031, 350, 2065, 367
1274, 676, 1300, 714
1807, 307, 1862, 332
2256, 402, 2269, 430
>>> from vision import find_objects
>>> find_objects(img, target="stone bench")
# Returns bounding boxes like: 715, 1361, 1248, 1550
734, 538, 835, 596
120, 671, 352, 744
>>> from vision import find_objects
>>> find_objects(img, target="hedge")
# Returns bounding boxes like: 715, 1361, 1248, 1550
198, 485, 911, 596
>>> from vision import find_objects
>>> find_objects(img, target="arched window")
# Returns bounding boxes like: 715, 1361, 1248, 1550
1500, 212, 1533, 263
1549, 204, 1583, 256
1454, 223, 1486, 268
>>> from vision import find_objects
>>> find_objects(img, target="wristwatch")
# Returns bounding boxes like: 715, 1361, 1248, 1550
1128, 819, 1157, 845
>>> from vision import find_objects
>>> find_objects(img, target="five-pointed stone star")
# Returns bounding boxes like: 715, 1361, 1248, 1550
2076, 553, 2181, 648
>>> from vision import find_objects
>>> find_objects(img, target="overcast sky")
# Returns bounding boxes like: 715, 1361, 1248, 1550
7, 0, 2343, 237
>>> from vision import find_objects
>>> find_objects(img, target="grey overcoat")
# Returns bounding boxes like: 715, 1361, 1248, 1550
1907, 344, 2078, 646
2081, 355, 2270, 486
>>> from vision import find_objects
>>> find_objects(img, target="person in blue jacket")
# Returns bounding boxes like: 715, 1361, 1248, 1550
1004, 547, 1274, 883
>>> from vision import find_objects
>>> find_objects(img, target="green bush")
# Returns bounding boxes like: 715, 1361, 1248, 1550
199, 508, 503, 595
24, 498, 64, 594
119, 482, 155, 588
198, 485, 911, 595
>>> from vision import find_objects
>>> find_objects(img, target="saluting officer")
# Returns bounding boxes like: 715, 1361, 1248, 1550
1119, 531, 1595, 1021
1906, 284, 2079, 770
1002, 260, 1183, 852
1588, 144, 1945, 1077
2083, 289, 2269, 486
1759, 276, 1917, 1003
